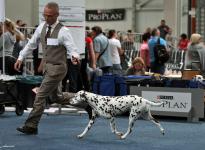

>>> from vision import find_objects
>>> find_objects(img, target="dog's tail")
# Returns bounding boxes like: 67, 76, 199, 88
144, 99, 163, 107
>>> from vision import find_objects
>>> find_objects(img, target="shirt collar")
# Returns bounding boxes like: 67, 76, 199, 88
47, 20, 59, 29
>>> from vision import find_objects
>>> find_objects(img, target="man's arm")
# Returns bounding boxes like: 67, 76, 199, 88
18, 25, 42, 61
14, 23, 43, 71
93, 38, 100, 61
87, 41, 96, 69
59, 27, 78, 58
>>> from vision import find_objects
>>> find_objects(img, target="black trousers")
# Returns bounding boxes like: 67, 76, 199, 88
62, 59, 82, 92
0, 56, 23, 75
62, 59, 90, 92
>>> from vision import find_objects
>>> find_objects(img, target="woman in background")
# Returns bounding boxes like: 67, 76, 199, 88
140, 32, 150, 71
184, 33, 205, 76
0, 19, 22, 75
126, 57, 146, 76
178, 33, 189, 51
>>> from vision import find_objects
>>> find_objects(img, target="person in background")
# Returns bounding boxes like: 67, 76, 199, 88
145, 27, 152, 38
16, 19, 27, 34
140, 32, 150, 71
121, 30, 135, 70
148, 28, 167, 74
165, 28, 175, 51
16, 19, 27, 28
12, 31, 25, 59
184, 33, 205, 76
126, 57, 146, 76
178, 33, 189, 51
81, 26, 96, 90
0, 23, 2, 36
85, 26, 95, 69
91, 26, 112, 74
127, 29, 135, 43
77, 26, 96, 91
15, 2, 79, 135
158, 19, 170, 40
0, 18, 22, 75
108, 29, 123, 75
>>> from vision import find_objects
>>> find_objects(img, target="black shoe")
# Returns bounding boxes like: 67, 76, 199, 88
16, 126, 38, 135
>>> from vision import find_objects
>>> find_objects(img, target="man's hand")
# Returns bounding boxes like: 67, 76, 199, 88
14, 60, 23, 72
71, 56, 80, 65
70, 51, 80, 65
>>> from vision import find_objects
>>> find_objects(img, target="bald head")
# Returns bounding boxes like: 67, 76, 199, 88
45, 2, 59, 13
43, 2, 59, 25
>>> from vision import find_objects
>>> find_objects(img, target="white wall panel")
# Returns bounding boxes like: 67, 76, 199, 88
135, 11, 163, 33
5, 0, 39, 26
3, 0, 188, 35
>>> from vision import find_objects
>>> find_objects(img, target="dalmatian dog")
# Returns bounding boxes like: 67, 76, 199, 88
70, 90, 165, 140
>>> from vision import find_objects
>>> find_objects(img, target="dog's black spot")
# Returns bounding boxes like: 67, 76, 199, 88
121, 106, 126, 109
99, 106, 104, 111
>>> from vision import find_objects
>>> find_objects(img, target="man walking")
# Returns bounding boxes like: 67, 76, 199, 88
15, 2, 78, 134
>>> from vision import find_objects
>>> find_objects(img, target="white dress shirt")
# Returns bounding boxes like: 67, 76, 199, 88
18, 21, 78, 61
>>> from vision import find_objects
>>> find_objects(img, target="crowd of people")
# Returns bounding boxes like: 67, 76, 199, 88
0, 14, 205, 78
1, 16, 205, 79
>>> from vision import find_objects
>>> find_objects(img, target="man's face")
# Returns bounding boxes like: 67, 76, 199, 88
161, 21, 165, 26
43, 7, 59, 25
91, 30, 96, 38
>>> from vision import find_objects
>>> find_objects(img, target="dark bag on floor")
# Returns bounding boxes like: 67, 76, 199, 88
115, 76, 127, 96
92, 75, 127, 96
92, 75, 115, 96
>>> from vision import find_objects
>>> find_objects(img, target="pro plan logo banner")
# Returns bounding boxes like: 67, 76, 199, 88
86, 9, 125, 21
142, 91, 192, 113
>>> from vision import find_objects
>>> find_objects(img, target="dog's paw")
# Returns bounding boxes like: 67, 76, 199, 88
77, 134, 84, 139
119, 135, 126, 140
116, 132, 123, 136
161, 129, 165, 135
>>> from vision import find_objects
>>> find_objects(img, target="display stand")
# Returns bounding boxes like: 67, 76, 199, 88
127, 86, 204, 122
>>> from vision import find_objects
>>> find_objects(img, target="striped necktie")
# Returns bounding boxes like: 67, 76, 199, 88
45, 25, 52, 42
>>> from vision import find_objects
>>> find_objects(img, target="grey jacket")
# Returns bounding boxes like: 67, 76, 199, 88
184, 43, 205, 75
0, 32, 16, 57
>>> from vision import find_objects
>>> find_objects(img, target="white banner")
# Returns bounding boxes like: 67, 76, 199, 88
142, 91, 192, 113
39, 0, 85, 55
0, 0, 5, 22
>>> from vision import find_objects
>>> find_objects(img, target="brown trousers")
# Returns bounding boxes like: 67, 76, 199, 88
24, 64, 75, 128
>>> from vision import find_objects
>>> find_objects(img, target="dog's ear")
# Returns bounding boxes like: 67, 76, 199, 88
79, 90, 85, 100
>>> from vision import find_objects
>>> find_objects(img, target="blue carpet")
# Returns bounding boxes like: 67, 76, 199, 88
0, 112, 205, 150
